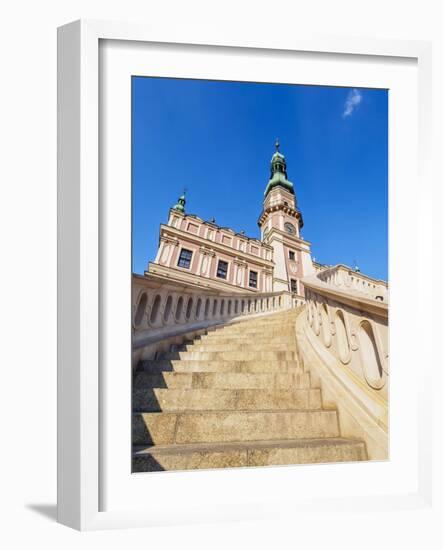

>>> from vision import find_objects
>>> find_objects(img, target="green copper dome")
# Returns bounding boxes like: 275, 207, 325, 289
264, 140, 294, 197
172, 192, 186, 213
271, 150, 285, 162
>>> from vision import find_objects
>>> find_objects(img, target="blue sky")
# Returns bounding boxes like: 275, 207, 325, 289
132, 77, 388, 281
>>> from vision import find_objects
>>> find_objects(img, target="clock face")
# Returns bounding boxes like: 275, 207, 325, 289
284, 222, 295, 235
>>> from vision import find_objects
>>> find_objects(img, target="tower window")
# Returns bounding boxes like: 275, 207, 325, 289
177, 248, 193, 269
289, 250, 295, 261
249, 270, 258, 288
216, 260, 228, 279
290, 279, 298, 293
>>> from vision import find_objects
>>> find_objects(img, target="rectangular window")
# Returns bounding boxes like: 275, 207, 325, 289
177, 248, 193, 269
216, 260, 228, 279
289, 250, 295, 261
249, 270, 258, 288
290, 279, 298, 293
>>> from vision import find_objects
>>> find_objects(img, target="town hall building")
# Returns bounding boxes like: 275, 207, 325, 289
147, 141, 316, 297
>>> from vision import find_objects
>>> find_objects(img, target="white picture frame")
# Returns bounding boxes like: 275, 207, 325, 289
57, 19, 434, 531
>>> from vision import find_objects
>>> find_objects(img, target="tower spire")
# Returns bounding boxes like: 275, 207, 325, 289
264, 140, 294, 197
172, 189, 186, 213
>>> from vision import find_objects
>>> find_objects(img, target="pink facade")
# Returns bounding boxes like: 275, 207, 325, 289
150, 213, 274, 294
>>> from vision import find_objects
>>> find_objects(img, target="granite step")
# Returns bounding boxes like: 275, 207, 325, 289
133, 371, 311, 390
184, 343, 298, 353
198, 334, 297, 344
138, 359, 303, 374
219, 320, 295, 328
133, 388, 322, 412
133, 409, 340, 445
158, 350, 298, 361
220, 315, 295, 323
132, 438, 368, 472
223, 322, 294, 330
216, 328, 297, 337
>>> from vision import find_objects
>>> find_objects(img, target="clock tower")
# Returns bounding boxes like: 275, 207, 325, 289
258, 140, 315, 294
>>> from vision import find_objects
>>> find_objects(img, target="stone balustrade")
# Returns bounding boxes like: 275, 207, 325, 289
133, 273, 305, 366
295, 274, 389, 459
316, 264, 388, 302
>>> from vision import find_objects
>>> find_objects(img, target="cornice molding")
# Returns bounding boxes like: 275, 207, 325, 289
258, 204, 303, 227
160, 235, 180, 246
233, 258, 248, 267
199, 246, 216, 257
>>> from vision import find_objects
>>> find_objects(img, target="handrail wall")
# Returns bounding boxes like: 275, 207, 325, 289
296, 275, 389, 459
316, 264, 388, 302
132, 273, 305, 365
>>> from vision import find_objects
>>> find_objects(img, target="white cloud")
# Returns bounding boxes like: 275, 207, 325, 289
342, 88, 362, 118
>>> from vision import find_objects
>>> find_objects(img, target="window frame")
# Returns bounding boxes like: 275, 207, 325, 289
249, 269, 258, 289
177, 247, 193, 269
216, 259, 229, 280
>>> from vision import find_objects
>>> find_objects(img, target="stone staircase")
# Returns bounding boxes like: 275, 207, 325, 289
132, 308, 367, 471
